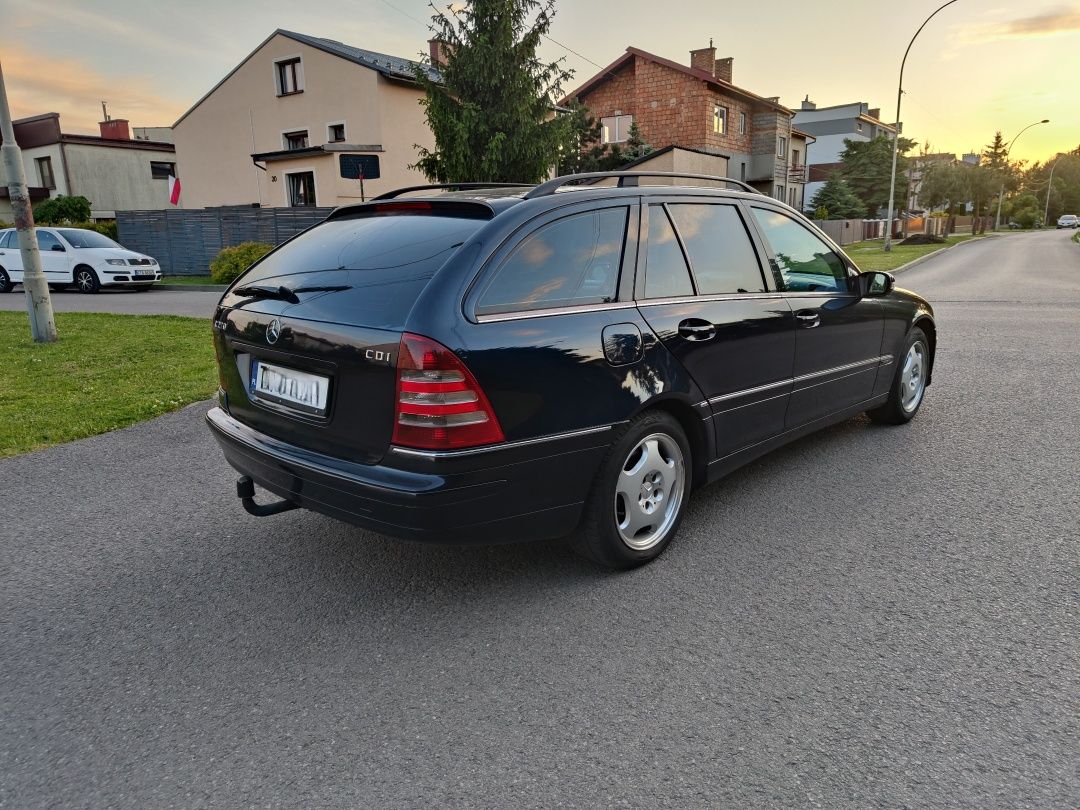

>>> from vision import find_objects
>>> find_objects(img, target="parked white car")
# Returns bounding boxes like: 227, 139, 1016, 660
1056, 214, 1079, 229
0, 227, 161, 294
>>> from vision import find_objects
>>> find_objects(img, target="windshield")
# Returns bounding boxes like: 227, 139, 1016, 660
56, 229, 122, 249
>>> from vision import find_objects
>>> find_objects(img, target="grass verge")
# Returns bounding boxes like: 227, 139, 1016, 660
0, 312, 217, 457
161, 275, 219, 286
843, 234, 983, 272
1072, 231, 1079, 245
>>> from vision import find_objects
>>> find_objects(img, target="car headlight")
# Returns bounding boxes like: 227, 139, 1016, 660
148, 258, 158, 265
106, 259, 127, 266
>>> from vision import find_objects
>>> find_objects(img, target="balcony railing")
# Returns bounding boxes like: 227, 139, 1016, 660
788, 164, 806, 182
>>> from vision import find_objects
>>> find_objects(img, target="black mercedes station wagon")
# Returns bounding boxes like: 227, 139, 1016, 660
207, 171, 935, 568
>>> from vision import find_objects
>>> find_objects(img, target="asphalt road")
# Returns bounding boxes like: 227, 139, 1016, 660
3, 229, 1078, 808
0, 286, 219, 318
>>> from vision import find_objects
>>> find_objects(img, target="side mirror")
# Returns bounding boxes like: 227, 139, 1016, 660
857, 271, 894, 297
50, 244, 66, 252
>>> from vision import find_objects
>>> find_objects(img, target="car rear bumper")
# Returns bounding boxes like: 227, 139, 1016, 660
206, 407, 610, 544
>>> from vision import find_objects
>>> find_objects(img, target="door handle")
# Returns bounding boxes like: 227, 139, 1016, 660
678, 319, 716, 341
794, 310, 821, 328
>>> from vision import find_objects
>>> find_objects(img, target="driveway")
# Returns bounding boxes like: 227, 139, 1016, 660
0, 287, 218, 318
2, 229, 1077, 808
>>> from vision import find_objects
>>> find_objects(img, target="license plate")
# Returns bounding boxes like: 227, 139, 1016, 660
249, 360, 330, 416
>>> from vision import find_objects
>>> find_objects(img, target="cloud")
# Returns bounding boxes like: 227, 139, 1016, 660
965, 5, 1080, 41
2, 43, 186, 132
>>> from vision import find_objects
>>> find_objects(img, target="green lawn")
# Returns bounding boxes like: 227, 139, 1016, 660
0, 312, 217, 457
843, 234, 983, 272
161, 275, 221, 286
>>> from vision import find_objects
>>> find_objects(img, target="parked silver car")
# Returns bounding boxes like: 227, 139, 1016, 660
1057, 214, 1079, 229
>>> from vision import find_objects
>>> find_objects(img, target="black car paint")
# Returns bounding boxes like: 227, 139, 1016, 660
208, 185, 935, 543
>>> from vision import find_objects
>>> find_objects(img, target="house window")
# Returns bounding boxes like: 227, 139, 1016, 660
327, 123, 346, 143
856, 122, 864, 133
739, 162, 746, 181
286, 171, 316, 207
601, 114, 633, 144
777, 136, 787, 159
713, 105, 727, 135
775, 184, 785, 201
283, 130, 309, 150
35, 157, 56, 189
789, 187, 797, 207
791, 148, 800, 166
150, 161, 176, 179
739, 111, 746, 135
276, 58, 303, 95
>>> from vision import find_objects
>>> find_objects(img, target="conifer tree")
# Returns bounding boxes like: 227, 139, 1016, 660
414, 0, 574, 183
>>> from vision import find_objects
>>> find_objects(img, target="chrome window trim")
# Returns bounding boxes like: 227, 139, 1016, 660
637, 292, 784, 308
390, 424, 616, 459
475, 302, 637, 323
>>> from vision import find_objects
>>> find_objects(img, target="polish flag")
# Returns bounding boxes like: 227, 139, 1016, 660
168, 174, 181, 206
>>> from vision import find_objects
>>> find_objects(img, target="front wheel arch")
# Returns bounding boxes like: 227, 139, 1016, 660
912, 316, 936, 385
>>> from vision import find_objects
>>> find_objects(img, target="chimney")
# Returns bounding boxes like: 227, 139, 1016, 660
801, 95, 816, 110
868, 107, 880, 121
713, 57, 733, 84
428, 38, 454, 68
99, 118, 130, 140
690, 44, 716, 74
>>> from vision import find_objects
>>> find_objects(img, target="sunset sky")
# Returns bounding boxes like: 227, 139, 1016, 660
2, 0, 1078, 165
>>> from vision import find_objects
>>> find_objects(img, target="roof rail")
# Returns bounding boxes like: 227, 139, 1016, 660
372, 182, 529, 201
523, 171, 763, 199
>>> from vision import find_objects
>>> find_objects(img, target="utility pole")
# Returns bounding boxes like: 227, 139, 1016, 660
0, 59, 56, 342
1044, 156, 1062, 227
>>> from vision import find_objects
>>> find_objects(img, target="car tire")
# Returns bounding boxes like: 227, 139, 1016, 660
74, 266, 100, 294
868, 327, 930, 425
0, 267, 13, 293
570, 410, 691, 569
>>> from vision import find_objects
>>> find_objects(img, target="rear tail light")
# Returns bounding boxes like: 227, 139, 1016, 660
392, 333, 504, 450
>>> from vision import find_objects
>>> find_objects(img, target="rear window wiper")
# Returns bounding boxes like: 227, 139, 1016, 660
232, 284, 299, 304
291, 285, 352, 294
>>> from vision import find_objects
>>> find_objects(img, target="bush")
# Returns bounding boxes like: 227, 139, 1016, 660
209, 242, 273, 285
33, 195, 92, 224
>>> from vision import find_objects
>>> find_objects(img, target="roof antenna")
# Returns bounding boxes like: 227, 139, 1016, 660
709, 37, 713, 47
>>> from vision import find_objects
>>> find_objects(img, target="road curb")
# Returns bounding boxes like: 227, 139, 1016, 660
890, 234, 1001, 275
156, 283, 226, 292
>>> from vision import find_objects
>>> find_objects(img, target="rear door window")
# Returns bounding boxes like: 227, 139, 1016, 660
0, 231, 12, 248
667, 203, 766, 294
476, 207, 628, 316
643, 205, 694, 299
36, 231, 64, 252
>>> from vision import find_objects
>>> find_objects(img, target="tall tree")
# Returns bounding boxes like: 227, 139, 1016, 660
414, 0, 574, 183
808, 175, 866, 219
837, 135, 917, 216
557, 100, 625, 174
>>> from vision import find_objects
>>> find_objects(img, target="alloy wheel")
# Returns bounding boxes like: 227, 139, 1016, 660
614, 432, 685, 551
76, 269, 95, 293
900, 342, 926, 413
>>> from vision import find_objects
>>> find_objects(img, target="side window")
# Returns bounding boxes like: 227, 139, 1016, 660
644, 205, 694, 299
476, 207, 627, 316
36, 231, 63, 252
750, 208, 848, 293
0, 231, 12, 249
667, 204, 766, 294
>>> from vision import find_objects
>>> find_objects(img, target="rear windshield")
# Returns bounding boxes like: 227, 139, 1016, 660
238, 212, 484, 286
57, 229, 122, 249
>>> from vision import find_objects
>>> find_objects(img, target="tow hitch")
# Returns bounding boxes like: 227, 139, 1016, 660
236, 476, 300, 517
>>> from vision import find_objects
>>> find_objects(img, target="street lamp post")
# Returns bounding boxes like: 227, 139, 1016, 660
1044, 156, 1062, 227
884, 0, 961, 253
993, 119, 1049, 231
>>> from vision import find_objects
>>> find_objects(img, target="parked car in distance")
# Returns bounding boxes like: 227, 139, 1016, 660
1057, 214, 1079, 229
0, 227, 161, 294
206, 172, 937, 569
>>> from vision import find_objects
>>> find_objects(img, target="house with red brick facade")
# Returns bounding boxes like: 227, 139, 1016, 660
565, 44, 811, 210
